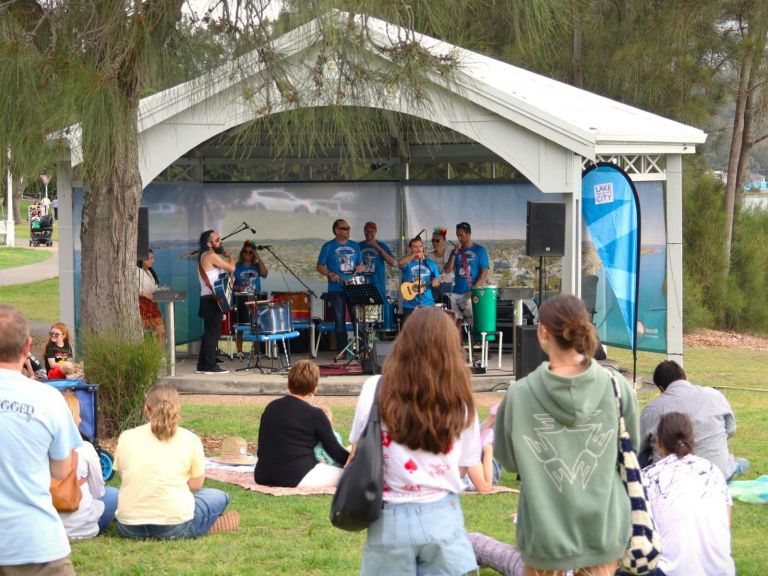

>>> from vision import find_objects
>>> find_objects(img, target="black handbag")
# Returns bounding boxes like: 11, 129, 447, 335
329, 380, 383, 531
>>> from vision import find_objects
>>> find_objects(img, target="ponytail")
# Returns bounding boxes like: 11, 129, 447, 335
145, 384, 181, 441
656, 412, 694, 458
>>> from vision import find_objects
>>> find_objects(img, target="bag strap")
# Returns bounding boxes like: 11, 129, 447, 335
368, 378, 383, 425
608, 372, 627, 437
198, 261, 215, 294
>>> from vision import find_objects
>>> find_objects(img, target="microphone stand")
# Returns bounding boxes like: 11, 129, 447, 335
260, 246, 318, 299
181, 223, 250, 259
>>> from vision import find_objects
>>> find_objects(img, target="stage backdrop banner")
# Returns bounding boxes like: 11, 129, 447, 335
582, 163, 641, 351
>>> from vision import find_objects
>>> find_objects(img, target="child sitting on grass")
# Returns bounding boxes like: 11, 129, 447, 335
314, 406, 345, 467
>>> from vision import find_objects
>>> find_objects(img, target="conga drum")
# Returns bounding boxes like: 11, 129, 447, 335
471, 285, 498, 334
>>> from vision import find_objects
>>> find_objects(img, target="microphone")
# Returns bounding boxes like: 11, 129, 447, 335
243, 222, 257, 234
256, 245, 272, 250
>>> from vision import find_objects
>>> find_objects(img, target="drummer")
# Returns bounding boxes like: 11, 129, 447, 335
234, 240, 268, 293
398, 237, 440, 325
358, 221, 395, 301
316, 219, 363, 361
234, 240, 268, 357
443, 221, 489, 325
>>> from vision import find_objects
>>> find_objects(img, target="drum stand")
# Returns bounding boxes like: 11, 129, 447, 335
339, 283, 383, 366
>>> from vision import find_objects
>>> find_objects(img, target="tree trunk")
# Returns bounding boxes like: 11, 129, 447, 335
79, 113, 144, 341
734, 86, 755, 224
571, 0, 584, 88
724, 53, 752, 275
12, 176, 23, 224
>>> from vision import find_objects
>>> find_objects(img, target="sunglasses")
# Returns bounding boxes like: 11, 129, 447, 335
211, 237, 222, 244
49, 332, 63, 337
336, 227, 351, 231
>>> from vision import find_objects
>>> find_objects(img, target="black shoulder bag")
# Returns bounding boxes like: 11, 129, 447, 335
329, 380, 383, 531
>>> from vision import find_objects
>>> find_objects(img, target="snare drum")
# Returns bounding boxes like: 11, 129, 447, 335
363, 305, 382, 323
344, 275, 367, 285
257, 302, 293, 334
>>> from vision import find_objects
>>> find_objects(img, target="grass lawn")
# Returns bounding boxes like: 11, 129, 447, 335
1, 273, 763, 574
67, 366, 767, 576
0, 247, 52, 270
0, 278, 59, 321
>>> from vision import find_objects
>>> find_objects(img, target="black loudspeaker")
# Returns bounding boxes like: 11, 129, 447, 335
526, 201, 565, 257
515, 325, 548, 380
371, 341, 395, 374
137, 207, 149, 261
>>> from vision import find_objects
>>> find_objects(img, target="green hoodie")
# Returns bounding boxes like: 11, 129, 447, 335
494, 360, 639, 571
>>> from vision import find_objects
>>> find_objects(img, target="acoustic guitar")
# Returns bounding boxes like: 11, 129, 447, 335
212, 273, 236, 313
400, 273, 451, 301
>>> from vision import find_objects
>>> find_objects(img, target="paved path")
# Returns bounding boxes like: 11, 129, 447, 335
0, 239, 59, 287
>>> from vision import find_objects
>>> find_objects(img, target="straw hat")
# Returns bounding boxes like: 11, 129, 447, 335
211, 436, 256, 465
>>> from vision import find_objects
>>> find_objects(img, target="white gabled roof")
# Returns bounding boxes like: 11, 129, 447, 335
65, 12, 706, 172
361, 16, 707, 158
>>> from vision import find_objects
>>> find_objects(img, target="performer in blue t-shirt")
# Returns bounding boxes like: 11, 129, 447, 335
444, 221, 490, 324
358, 221, 395, 301
316, 219, 363, 359
399, 237, 441, 325
234, 240, 268, 294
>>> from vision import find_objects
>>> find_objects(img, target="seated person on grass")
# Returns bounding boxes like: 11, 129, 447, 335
314, 406, 345, 468
255, 360, 349, 488
114, 384, 239, 539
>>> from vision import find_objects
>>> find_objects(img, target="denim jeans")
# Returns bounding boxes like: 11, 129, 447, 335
328, 291, 356, 352
197, 296, 222, 371
361, 493, 477, 576
98, 486, 119, 534
727, 457, 750, 482
115, 488, 229, 540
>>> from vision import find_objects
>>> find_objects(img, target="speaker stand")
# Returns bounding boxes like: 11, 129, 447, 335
536, 256, 548, 304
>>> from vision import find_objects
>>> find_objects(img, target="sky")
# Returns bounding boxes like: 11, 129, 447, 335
184, 0, 284, 24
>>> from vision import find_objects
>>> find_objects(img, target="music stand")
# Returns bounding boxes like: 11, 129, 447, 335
340, 283, 383, 364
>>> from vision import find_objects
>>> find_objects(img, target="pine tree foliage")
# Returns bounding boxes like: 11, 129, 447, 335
0, 0, 485, 336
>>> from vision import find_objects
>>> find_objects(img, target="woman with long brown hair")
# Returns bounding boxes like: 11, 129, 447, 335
349, 306, 482, 576
114, 384, 237, 539
494, 294, 639, 576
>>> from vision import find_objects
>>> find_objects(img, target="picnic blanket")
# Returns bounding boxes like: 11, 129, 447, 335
729, 475, 768, 504
205, 460, 518, 497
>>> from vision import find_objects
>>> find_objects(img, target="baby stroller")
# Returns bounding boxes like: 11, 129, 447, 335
30, 213, 54, 247
45, 378, 115, 481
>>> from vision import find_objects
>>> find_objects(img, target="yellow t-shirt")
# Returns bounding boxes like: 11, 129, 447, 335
114, 423, 205, 525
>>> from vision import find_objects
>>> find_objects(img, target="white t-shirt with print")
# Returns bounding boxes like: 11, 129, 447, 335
642, 453, 735, 576
350, 375, 482, 504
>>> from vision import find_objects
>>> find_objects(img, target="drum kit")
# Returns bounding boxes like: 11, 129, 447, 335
227, 291, 299, 335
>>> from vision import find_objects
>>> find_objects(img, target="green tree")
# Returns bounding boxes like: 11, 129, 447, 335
0, 0, 481, 337
721, 1, 768, 273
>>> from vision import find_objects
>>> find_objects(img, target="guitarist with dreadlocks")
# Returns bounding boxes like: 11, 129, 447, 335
196, 230, 235, 375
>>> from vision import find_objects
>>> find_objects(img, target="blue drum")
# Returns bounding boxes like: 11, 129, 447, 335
381, 297, 397, 332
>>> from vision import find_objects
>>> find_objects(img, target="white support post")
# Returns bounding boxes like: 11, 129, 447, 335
4, 148, 15, 247
561, 153, 582, 295
665, 155, 684, 365
56, 159, 76, 358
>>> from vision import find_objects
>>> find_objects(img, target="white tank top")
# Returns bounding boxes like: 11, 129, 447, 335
199, 264, 224, 296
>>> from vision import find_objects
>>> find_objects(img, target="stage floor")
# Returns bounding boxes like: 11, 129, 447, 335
162, 345, 517, 397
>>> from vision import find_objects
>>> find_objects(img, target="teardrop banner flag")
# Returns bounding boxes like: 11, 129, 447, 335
582, 162, 641, 351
